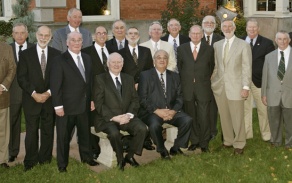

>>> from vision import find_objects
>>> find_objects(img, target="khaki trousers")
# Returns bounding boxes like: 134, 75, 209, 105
244, 82, 271, 141
0, 108, 10, 164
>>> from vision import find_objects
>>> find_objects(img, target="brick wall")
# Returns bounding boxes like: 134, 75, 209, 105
54, 0, 76, 22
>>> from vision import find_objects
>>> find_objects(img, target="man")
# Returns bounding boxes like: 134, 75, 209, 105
211, 20, 252, 155
9, 23, 34, 163
17, 26, 60, 171
161, 18, 190, 58
106, 20, 128, 53
51, 8, 92, 52
50, 32, 98, 173
138, 49, 192, 159
177, 25, 214, 152
262, 30, 292, 149
140, 21, 177, 72
201, 15, 224, 141
243, 18, 274, 141
93, 52, 147, 171
0, 43, 16, 168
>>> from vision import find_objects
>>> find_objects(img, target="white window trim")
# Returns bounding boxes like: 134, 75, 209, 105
76, 0, 120, 22
0, 0, 15, 21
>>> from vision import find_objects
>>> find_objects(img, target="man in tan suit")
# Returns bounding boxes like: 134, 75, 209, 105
0, 42, 16, 168
211, 20, 252, 155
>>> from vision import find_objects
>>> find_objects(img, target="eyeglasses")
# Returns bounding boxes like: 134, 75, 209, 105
96, 32, 107, 36
203, 21, 215, 25
70, 39, 83, 43
37, 33, 51, 38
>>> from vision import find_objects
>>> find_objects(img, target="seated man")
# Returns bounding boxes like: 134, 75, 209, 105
93, 52, 147, 170
138, 49, 192, 159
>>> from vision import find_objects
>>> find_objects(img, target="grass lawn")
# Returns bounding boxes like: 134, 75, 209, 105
3, 109, 292, 183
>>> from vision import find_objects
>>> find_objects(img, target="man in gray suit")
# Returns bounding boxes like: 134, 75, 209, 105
211, 20, 252, 155
51, 8, 92, 52
262, 30, 292, 149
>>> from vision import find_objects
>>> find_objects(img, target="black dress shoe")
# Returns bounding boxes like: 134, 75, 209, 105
170, 147, 184, 156
24, 165, 33, 172
117, 159, 126, 171
82, 160, 99, 166
188, 144, 199, 151
58, 167, 67, 173
0, 163, 9, 168
8, 156, 16, 162
201, 147, 210, 153
125, 155, 139, 167
160, 150, 171, 160
234, 148, 244, 155
143, 143, 155, 150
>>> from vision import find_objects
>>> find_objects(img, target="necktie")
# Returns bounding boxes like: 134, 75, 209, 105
77, 55, 86, 81
250, 39, 253, 49
193, 46, 198, 61
154, 42, 158, 52
223, 40, 229, 67
277, 51, 285, 81
41, 50, 46, 79
173, 39, 178, 59
207, 36, 210, 45
101, 48, 108, 71
115, 77, 122, 98
18, 45, 23, 62
118, 41, 123, 50
132, 48, 138, 65
160, 73, 167, 108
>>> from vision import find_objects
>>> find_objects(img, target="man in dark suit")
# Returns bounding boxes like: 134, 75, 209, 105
177, 25, 214, 152
9, 23, 34, 163
82, 25, 110, 160
106, 20, 128, 53
93, 52, 147, 171
201, 15, 224, 141
17, 26, 61, 171
243, 18, 274, 141
50, 32, 98, 173
51, 8, 92, 53
138, 49, 192, 159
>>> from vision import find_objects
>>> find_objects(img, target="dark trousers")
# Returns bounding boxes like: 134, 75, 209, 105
184, 99, 211, 148
210, 94, 218, 136
23, 108, 54, 166
142, 112, 191, 152
102, 118, 147, 162
9, 103, 22, 157
56, 112, 92, 168
89, 110, 100, 156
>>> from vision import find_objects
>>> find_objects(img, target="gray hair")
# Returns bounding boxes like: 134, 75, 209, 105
66, 31, 83, 42
202, 15, 216, 24
275, 30, 290, 40
149, 21, 163, 33
68, 8, 82, 17
221, 19, 236, 29
112, 20, 127, 31
153, 49, 169, 60
167, 18, 180, 27
107, 52, 124, 63
13, 23, 28, 32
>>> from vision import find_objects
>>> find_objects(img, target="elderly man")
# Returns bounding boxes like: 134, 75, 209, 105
0, 43, 16, 168
211, 20, 252, 155
9, 23, 34, 163
262, 30, 292, 149
93, 52, 147, 171
106, 20, 128, 53
140, 21, 177, 72
138, 49, 192, 159
243, 18, 274, 141
50, 32, 98, 173
17, 26, 61, 171
52, 8, 92, 52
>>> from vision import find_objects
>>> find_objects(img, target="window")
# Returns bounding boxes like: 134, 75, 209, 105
76, 0, 120, 22
0, 0, 14, 21
257, 0, 276, 11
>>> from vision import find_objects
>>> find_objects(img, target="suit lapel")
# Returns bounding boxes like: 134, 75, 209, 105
284, 49, 292, 80
197, 42, 207, 61
166, 71, 172, 107
81, 53, 91, 83
226, 38, 239, 65
106, 73, 122, 102
31, 47, 44, 80
65, 51, 85, 82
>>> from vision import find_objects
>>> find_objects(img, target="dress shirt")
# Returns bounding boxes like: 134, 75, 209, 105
94, 43, 109, 64
109, 71, 122, 87
151, 39, 161, 50
245, 35, 258, 46
204, 33, 213, 45
190, 41, 201, 53
168, 35, 180, 46
115, 38, 126, 48
128, 45, 139, 58
68, 49, 84, 70
68, 25, 79, 32
15, 41, 28, 61
278, 46, 291, 70
155, 69, 166, 88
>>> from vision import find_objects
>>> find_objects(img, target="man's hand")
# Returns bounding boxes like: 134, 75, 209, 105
32, 92, 51, 103
154, 109, 169, 120
166, 110, 177, 120
55, 108, 65, 117
111, 114, 131, 125
241, 89, 249, 99
90, 101, 95, 111
135, 83, 138, 91
262, 96, 267, 106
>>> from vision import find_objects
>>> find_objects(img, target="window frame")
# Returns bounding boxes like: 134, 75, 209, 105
0, 0, 14, 21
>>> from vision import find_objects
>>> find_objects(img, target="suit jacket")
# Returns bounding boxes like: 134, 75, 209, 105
17, 46, 61, 115
106, 38, 128, 54
137, 68, 183, 119
0, 43, 16, 109
161, 34, 190, 45
51, 25, 93, 53
10, 42, 34, 105
261, 48, 292, 108
242, 35, 275, 88
177, 41, 214, 101
93, 72, 139, 131
118, 45, 153, 83
211, 36, 252, 100
202, 33, 224, 46
140, 40, 177, 71
50, 51, 92, 115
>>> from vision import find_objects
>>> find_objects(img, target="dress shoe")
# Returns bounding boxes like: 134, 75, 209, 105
143, 143, 155, 150
169, 147, 184, 156
24, 165, 34, 172
125, 155, 139, 167
58, 167, 67, 173
222, 144, 233, 148
117, 160, 126, 171
188, 144, 199, 151
93, 153, 99, 160
160, 150, 171, 160
82, 160, 99, 166
201, 147, 210, 153
234, 148, 244, 155
0, 163, 9, 168
209, 134, 216, 141
8, 156, 16, 162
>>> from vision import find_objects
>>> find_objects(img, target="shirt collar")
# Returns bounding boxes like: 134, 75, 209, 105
68, 25, 79, 32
